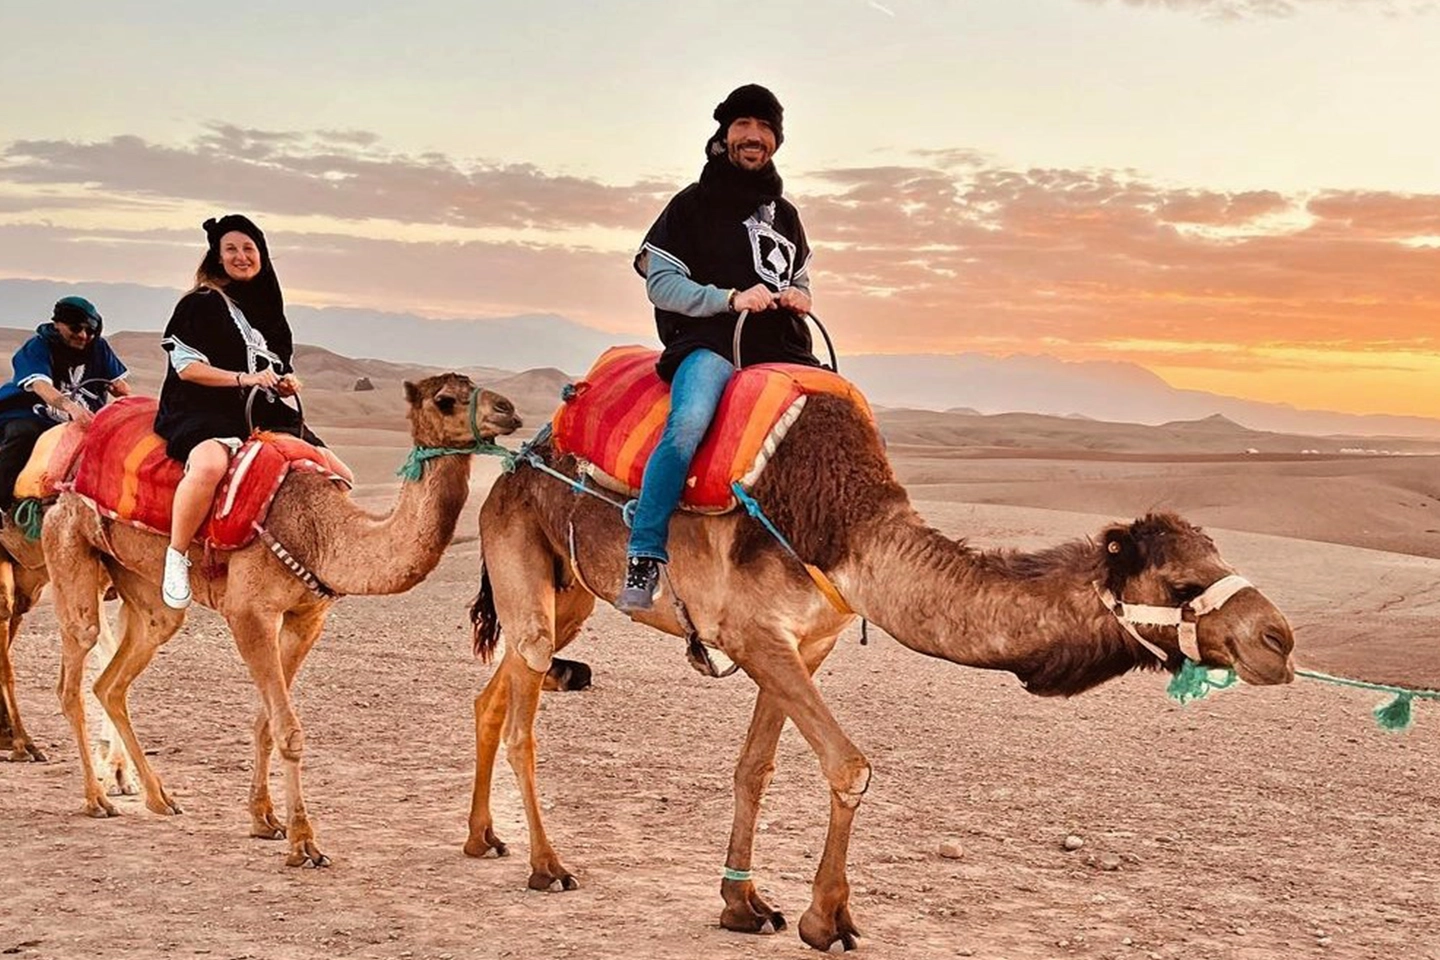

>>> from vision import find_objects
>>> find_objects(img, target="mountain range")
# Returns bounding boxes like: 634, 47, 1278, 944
5, 277, 1439, 440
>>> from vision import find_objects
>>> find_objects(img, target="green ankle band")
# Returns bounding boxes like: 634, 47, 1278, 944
723, 867, 753, 882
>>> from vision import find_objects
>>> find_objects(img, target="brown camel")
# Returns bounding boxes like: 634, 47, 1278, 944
464, 392, 1296, 952
41, 373, 521, 867
0, 517, 133, 791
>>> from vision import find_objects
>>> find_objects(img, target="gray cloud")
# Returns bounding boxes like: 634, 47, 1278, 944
0, 125, 675, 231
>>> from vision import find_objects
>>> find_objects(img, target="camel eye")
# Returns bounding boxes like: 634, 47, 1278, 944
435, 395, 457, 414
1172, 583, 1204, 602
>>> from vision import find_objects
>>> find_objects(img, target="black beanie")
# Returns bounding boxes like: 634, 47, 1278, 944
203, 214, 270, 262
710, 84, 784, 152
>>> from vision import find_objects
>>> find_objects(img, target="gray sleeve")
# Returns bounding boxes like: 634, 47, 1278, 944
645, 249, 732, 318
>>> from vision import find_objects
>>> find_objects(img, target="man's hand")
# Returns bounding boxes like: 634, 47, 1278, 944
778, 287, 812, 316
275, 374, 302, 398
731, 284, 777, 313
63, 399, 94, 427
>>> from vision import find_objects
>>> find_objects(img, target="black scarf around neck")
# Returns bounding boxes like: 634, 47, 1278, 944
222, 270, 293, 365
697, 153, 784, 221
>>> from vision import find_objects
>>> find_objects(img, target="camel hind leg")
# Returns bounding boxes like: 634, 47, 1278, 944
93, 598, 138, 795
50, 550, 116, 816
466, 566, 593, 863
0, 558, 45, 762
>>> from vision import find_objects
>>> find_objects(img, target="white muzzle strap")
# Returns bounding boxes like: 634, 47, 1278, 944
1095, 574, 1253, 663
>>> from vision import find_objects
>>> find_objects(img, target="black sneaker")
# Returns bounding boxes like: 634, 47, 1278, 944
615, 557, 662, 612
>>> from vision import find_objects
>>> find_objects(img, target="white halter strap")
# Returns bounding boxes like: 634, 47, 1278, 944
1094, 574, 1254, 663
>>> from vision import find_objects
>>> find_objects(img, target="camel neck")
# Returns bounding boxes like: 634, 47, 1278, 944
838, 517, 1156, 696
308, 453, 473, 596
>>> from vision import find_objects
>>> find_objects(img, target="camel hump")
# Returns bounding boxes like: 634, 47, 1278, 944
551, 346, 871, 513
67, 398, 333, 551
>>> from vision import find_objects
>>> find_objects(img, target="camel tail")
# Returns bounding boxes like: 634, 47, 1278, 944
470, 561, 502, 662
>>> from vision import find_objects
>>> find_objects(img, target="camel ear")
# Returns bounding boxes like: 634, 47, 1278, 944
403, 380, 420, 405
1102, 524, 1147, 594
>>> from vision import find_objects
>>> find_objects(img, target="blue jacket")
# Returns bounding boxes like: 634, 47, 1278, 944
0, 323, 128, 426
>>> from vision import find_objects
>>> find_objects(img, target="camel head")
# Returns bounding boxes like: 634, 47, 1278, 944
1100, 512, 1294, 685
403, 373, 522, 447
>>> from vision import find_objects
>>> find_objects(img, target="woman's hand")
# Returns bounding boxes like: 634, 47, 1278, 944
240, 369, 281, 391
275, 374, 302, 397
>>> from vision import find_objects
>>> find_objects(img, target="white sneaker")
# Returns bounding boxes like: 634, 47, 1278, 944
162, 546, 192, 610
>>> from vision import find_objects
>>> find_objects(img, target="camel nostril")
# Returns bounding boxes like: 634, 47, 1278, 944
1262, 629, 1290, 657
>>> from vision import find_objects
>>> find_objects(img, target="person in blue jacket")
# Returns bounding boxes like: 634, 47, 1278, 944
0, 296, 131, 512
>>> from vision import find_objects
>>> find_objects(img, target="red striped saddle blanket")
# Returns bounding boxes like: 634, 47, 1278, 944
551, 346, 871, 513
65, 396, 332, 550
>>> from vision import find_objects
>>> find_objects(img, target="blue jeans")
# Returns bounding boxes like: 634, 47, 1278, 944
627, 348, 735, 563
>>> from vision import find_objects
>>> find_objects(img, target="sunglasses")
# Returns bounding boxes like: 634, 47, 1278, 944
58, 320, 97, 336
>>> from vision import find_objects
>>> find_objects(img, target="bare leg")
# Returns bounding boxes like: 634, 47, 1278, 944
229, 606, 327, 867
249, 604, 328, 840
720, 632, 841, 935
92, 572, 188, 816
170, 442, 229, 552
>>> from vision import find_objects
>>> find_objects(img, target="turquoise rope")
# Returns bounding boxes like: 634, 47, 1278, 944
12, 498, 44, 541
731, 482, 806, 567
396, 388, 512, 481
723, 867, 754, 882
1165, 658, 1438, 733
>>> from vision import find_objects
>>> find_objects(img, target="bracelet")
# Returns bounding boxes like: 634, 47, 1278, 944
726, 289, 736, 311
235, 372, 244, 387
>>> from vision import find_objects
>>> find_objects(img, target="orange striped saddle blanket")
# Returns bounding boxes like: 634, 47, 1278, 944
551, 346, 871, 513
65, 396, 332, 550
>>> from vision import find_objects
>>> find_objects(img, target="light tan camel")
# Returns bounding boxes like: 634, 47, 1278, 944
42, 373, 520, 867
0, 520, 133, 792
465, 392, 1296, 952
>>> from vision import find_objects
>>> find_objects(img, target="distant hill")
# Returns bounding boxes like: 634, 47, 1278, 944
7, 277, 1440, 440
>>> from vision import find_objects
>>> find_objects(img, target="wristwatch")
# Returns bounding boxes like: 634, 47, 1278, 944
726, 289, 737, 311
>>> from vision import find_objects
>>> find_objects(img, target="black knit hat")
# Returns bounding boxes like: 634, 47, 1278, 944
203, 213, 270, 262
52, 295, 102, 335
709, 83, 784, 155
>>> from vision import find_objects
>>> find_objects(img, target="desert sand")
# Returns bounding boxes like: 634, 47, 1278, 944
3, 346, 1439, 960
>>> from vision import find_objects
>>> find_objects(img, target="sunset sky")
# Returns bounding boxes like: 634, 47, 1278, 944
2, 0, 1438, 416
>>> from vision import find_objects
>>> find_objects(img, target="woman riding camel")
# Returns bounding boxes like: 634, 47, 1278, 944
155, 214, 353, 610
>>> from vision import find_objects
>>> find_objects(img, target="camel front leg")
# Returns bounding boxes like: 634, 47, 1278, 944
248, 604, 329, 841
721, 631, 841, 936
229, 607, 327, 867
52, 558, 114, 817
92, 579, 188, 817
0, 560, 44, 763
738, 641, 870, 952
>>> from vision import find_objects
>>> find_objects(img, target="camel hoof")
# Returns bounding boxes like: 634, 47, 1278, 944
721, 904, 788, 935
799, 908, 862, 953
84, 798, 119, 819
286, 842, 331, 868
528, 870, 579, 892
463, 828, 509, 859
146, 795, 183, 816
251, 825, 287, 841
6, 743, 45, 762
107, 778, 140, 797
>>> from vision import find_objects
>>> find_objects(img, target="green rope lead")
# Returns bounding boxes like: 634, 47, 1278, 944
1164, 658, 1439, 733
1294, 668, 1440, 734
13, 498, 44, 542
1165, 659, 1238, 704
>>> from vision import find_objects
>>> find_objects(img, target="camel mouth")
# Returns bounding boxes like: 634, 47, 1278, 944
479, 413, 523, 439
1226, 637, 1296, 686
